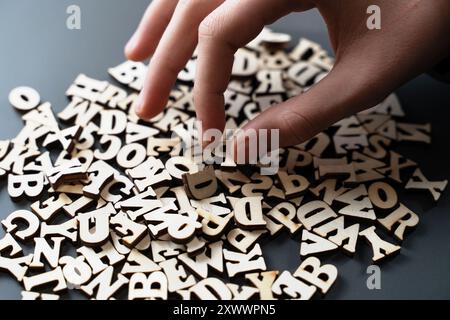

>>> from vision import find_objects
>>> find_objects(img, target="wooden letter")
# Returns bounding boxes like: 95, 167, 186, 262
233, 196, 266, 230
359, 226, 401, 262
2, 210, 40, 241
272, 271, 316, 300
293, 256, 338, 294
378, 204, 419, 241
223, 244, 266, 277
182, 166, 218, 200
405, 168, 448, 201
128, 272, 168, 300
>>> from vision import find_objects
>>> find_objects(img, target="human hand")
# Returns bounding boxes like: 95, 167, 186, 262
125, 0, 450, 149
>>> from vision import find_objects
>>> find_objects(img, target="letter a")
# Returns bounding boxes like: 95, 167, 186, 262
366, 5, 381, 30
66, 5, 81, 30
366, 265, 381, 290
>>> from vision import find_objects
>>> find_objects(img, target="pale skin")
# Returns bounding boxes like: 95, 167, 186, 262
125, 0, 450, 151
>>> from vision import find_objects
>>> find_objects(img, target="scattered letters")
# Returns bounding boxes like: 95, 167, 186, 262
0, 28, 445, 300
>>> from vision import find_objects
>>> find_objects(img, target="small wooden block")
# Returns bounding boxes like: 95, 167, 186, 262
297, 200, 337, 231
226, 228, 266, 253
77, 241, 125, 275
359, 226, 401, 262
43, 125, 82, 153
368, 181, 398, 209
46, 159, 87, 189
0, 254, 33, 282
376, 151, 417, 183
108, 61, 146, 91
397, 122, 431, 144
116, 188, 163, 221
128, 271, 168, 300
94, 135, 122, 161
182, 165, 218, 200
78, 203, 116, 247
178, 241, 223, 278
31, 193, 72, 221
146, 211, 202, 244
8, 173, 45, 201
151, 240, 184, 263
9, 86, 41, 111
83, 160, 116, 199
40, 218, 78, 242
227, 283, 259, 300
116, 143, 147, 169
110, 211, 147, 248
59, 256, 93, 289
313, 216, 359, 255
300, 229, 338, 257
223, 244, 266, 277
405, 168, 448, 201
0, 233, 23, 257
241, 173, 273, 197
21, 291, 59, 300
126, 157, 172, 192
23, 266, 67, 293
159, 258, 196, 293
126, 122, 159, 144
80, 266, 129, 300
378, 203, 419, 241
120, 249, 160, 274
1, 209, 40, 241
190, 278, 232, 300
196, 208, 233, 240
191, 194, 231, 216
309, 179, 348, 206
277, 171, 309, 198
232, 196, 266, 230
245, 270, 279, 300
335, 185, 376, 221
272, 271, 316, 300
293, 256, 338, 295
267, 202, 302, 235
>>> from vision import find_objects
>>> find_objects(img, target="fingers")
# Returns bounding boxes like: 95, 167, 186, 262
136, 0, 225, 120
125, 0, 179, 61
239, 61, 385, 151
194, 0, 293, 133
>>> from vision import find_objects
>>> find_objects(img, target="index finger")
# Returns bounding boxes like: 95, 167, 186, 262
194, 0, 292, 133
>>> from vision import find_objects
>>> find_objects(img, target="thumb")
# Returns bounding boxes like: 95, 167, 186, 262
237, 61, 387, 151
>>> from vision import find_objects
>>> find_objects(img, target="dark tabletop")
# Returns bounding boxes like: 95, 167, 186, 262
0, 0, 449, 300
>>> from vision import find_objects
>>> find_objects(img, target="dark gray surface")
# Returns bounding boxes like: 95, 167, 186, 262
0, 0, 449, 300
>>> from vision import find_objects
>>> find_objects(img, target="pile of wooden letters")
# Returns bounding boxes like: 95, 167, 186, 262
0, 28, 448, 300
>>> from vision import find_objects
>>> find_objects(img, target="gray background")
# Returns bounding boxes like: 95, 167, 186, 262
0, 0, 449, 300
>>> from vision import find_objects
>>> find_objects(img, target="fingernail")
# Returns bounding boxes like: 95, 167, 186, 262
134, 94, 143, 116
125, 33, 137, 54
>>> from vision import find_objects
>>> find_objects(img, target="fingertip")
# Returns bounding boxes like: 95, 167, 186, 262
135, 103, 156, 121
124, 47, 137, 62
133, 93, 152, 120
124, 33, 139, 60
125, 34, 157, 62
134, 91, 168, 121
125, 45, 148, 63
135, 107, 156, 121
